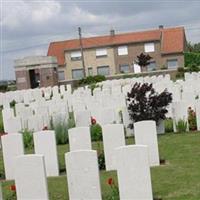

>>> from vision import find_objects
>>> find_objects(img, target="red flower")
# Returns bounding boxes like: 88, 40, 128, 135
10, 185, 16, 191
91, 117, 96, 125
107, 178, 113, 185
42, 126, 48, 131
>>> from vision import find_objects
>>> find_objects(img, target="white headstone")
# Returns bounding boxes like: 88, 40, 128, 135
68, 127, 92, 151
27, 115, 44, 132
75, 110, 91, 127
172, 101, 188, 132
15, 155, 49, 200
2, 108, 14, 132
65, 150, 102, 200
115, 145, 153, 200
121, 106, 133, 136
195, 102, 200, 131
102, 124, 125, 170
1, 133, 24, 180
134, 120, 160, 166
33, 131, 59, 176
6, 117, 22, 133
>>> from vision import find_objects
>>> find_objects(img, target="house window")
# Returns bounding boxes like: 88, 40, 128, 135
144, 43, 155, 53
88, 67, 93, 76
167, 59, 178, 69
70, 51, 81, 61
147, 61, 156, 71
58, 71, 65, 81
120, 64, 129, 73
72, 69, 84, 79
118, 46, 128, 55
96, 48, 107, 57
97, 66, 110, 76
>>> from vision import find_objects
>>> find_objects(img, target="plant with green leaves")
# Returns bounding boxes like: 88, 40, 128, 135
175, 119, 188, 133
165, 118, 173, 133
21, 129, 34, 149
53, 114, 75, 145
90, 123, 102, 141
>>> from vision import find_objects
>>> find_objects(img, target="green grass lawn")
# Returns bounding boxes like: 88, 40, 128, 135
1, 132, 200, 199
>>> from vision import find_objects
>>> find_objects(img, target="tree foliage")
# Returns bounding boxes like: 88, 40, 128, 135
135, 53, 152, 69
187, 42, 200, 53
184, 52, 200, 67
127, 83, 172, 128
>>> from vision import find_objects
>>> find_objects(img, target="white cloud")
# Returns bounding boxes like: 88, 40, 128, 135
1, 0, 30, 29
31, 1, 61, 23
66, 5, 118, 26
1, 0, 61, 29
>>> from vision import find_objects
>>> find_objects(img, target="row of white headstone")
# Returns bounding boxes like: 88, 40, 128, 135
2, 72, 200, 135
1, 120, 160, 199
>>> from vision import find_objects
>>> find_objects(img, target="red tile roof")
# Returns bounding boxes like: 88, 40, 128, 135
161, 27, 185, 54
47, 27, 185, 65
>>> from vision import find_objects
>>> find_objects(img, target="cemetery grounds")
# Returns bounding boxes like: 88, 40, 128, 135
0, 108, 200, 200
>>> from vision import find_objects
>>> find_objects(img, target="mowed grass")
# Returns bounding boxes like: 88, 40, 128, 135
1, 132, 200, 199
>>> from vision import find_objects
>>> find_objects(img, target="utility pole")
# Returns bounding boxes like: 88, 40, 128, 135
78, 27, 86, 78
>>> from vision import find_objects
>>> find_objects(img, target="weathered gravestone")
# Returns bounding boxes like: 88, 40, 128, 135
33, 131, 59, 176
115, 145, 153, 200
1, 133, 24, 180
68, 127, 92, 151
102, 124, 125, 170
65, 150, 102, 200
15, 155, 49, 200
134, 120, 160, 167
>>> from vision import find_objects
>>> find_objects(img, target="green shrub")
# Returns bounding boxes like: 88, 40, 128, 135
0, 84, 8, 92
0, 109, 4, 132
21, 129, 34, 149
185, 63, 200, 72
54, 113, 75, 145
184, 52, 200, 67
54, 121, 69, 145
165, 118, 173, 133
90, 123, 102, 141
176, 119, 188, 133
78, 75, 106, 86
88, 83, 100, 95
98, 151, 105, 170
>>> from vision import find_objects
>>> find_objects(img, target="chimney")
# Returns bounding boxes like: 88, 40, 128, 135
110, 29, 115, 36
159, 25, 164, 29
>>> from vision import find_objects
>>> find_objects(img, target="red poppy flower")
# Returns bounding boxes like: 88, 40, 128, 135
91, 117, 96, 125
107, 178, 113, 185
10, 185, 16, 191
42, 126, 48, 131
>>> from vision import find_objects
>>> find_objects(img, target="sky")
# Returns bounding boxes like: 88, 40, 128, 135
0, 0, 200, 80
